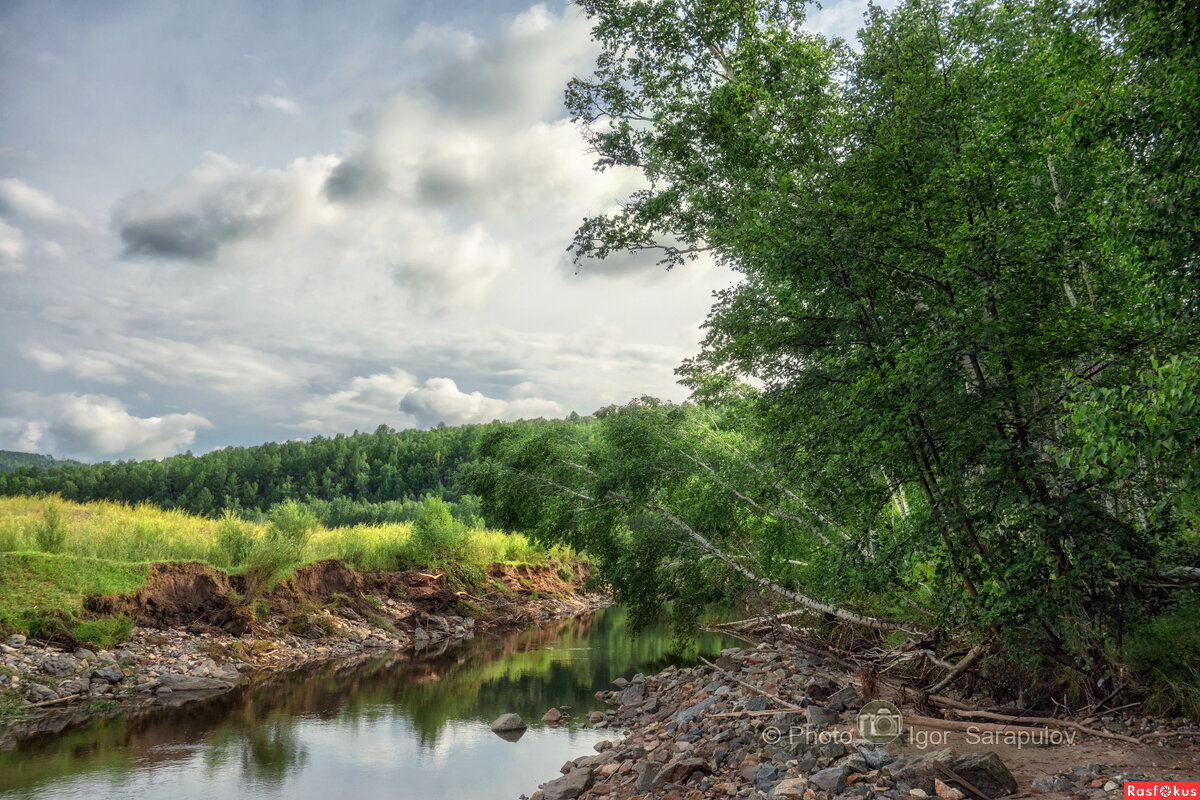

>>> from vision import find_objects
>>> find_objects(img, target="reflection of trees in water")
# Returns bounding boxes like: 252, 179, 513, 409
0, 606, 743, 793
241, 719, 308, 785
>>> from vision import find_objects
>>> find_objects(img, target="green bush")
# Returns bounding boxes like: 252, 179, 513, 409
34, 503, 66, 554
243, 501, 318, 597
398, 497, 484, 586
1125, 593, 1200, 720
213, 510, 252, 568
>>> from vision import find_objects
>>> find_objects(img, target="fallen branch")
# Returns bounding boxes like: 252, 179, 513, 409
699, 655, 805, 710
927, 641, 989, 694
27, 694, 80, 708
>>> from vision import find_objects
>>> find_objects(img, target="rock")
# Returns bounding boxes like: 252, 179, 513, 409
542, 767, 593, 800
811, 765, 850, 794
26, 683, 58, 703
60, 677, 91, 695
888, 750, 1016, 799
613, 677, 629, 689
93, 666, 125, 684
490, 713, 528, 732
1031, 777, 1073, 794
936, 778, 967, 800
617, 682, 646, 705
675, 696, 717, 725
858, 745, 896, 769
636, 763, 663, 793
40, 654, 80, 677
75, 648, 97, 662
827, 684, 863, 711
157, 673, 236, 691
775, 778, 809, 799
746, 695, 771, 712
543, 707, 564, 724
806, 705, 839, 727
805, 676, 838, 701
654, 756, 709, 789
5, 634, 26, 648
1104, 783, 1118, 792
950, 752, 1018, 798
587, 711, 606, 724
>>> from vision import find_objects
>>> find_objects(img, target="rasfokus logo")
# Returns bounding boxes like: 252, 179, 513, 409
857, 700, 904, 745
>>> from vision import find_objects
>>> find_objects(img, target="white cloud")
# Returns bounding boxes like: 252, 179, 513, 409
295, 368, 419, 433
296, 370, 562, 433
0, 218, 27, 273
252, 93, 301, 115
399, 376, 561, 428
0, 178, 94, 229
0, 393, 212, 459
20, 335, 301, 393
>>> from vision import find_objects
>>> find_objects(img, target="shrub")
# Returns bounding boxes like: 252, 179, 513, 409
1125, 592, 1200, 720
243, 501, 318, 597
213, 510, 252, 568
34, 503, 66, 554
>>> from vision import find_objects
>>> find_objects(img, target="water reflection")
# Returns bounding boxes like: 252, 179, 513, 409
0, 607, 742, 799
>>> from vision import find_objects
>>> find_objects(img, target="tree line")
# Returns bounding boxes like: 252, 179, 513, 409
0, 425, 490, 519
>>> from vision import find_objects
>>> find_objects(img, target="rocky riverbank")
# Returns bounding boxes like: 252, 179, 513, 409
526, 641, 1200, 800
0, 557, 605, 749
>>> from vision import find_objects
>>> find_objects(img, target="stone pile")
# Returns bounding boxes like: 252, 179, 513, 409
525, 642, 1194, 800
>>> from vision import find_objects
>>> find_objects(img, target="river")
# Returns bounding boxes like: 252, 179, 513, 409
0, 606, 743, 799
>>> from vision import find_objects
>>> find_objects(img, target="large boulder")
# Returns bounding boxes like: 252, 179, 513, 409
888, 749, 1017, 798
653, 756, 710, 789
542, 767, 593, 800
40, 654, 79, 677
490, 713, 528, 732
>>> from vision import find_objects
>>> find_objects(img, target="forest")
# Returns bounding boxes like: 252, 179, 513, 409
0, 424, 492, 522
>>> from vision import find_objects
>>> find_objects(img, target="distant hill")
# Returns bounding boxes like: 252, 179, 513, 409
0, 450, 82, 473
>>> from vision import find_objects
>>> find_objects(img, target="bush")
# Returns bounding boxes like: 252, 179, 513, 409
1125, 593, 1200, 720
398, 497, 485, 586
243, 501, 317, 597
213, 510, 253, 568
35, 503, 66, 554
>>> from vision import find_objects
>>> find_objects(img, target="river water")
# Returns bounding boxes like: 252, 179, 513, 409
0, 606, 743, 799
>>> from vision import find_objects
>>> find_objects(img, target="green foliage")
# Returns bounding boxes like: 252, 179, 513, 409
466, 0, 1200, 704
0, 450, 80, 474
0, 423, 492, 518
243, 501, 318, 598
213, 510, 253, 569
34, 503, 66, 554
398, 497, 485, 587
0, 552, 149, 646
1124, 593, 1200, 720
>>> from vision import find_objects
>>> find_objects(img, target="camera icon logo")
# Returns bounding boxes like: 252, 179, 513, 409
856, 700, 904, 745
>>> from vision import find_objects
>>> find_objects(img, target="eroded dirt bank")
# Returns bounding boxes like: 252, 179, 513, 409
0, 558, 604, 749
528, 641, 1200, 800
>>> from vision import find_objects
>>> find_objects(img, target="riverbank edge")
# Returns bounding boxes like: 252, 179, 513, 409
524, 639, 1200, 800
0, 556, 608, 750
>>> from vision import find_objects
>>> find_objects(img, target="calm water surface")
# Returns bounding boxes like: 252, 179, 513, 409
0, 606, 743, 799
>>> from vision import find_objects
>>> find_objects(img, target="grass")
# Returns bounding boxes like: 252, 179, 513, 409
0, 495, 580, 646
0, 496, 575, 573
0, 552, 147, 647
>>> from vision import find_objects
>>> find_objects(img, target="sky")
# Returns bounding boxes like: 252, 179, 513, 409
0, 0, 881, 462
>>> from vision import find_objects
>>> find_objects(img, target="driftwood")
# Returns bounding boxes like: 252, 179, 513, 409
27, 694, 81, 709
698, 655, 805, 710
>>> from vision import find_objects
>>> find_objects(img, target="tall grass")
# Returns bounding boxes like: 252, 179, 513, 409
0, 496, 573, 579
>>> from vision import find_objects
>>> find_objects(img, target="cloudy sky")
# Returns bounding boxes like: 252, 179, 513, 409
0, 0, 879, 462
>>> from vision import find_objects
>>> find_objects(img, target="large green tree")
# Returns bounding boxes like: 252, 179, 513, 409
470, 0, 1199, 697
